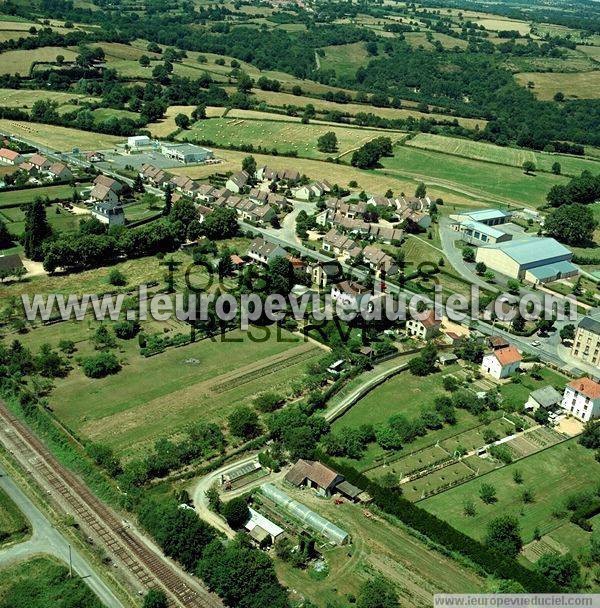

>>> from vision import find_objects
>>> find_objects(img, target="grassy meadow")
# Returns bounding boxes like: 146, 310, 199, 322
380, 145, 568, 208
515, 71, 600, 100
318, 41, 371, 79
407, 133, 600, 177
50, 328, 322, 459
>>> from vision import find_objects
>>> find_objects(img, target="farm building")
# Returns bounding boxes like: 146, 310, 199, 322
450, 219, 512, 245
244, 508, 284, 546
127, 135, 152, 148
561, 377, 600, 422
161, 143, 213, 164
571, 317, 600, 368
525, 386, 562, 412
475, 237, 579, 284
481, 345, 522, 379
451, 208, 512, 226
222, 460, 261, 485
260, 483, 349, 545
285, 460, 343, 497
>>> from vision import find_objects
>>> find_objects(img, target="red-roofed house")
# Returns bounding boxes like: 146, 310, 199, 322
481, 345, 522, 379
406, 309, 441, 340
561, 377, 600, 422
0, 148, 23, 165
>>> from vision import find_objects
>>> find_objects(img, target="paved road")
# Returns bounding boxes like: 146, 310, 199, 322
0, 466, 123, 608
438, 217, 499, 291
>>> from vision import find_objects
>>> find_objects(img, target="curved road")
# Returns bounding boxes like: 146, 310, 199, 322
0, 466, 123, 608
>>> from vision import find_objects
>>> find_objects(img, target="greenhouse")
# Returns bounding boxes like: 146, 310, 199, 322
260, 483, 349, 545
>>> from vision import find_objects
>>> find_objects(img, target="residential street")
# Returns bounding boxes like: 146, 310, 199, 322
0, 466, 123, 608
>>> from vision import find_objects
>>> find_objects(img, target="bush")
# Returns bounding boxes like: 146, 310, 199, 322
107, 268, 127, 286
81, 352, 121, 378
222, 497, 250, 529
113, 320, 140, 340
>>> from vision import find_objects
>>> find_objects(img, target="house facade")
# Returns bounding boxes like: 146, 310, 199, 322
561, 378, 600, 422
406, 310, 441, 340
571, 317, 600, 368
481, 345, 522, 379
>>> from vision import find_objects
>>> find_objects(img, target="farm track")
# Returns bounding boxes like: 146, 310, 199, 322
0, 401, 222, 608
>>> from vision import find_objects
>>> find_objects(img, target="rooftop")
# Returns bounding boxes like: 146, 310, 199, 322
529, 386, 562, 408
464, 208, 511, 222
245, 507, 284, 539
480, 237, 571, 266
579, 316, 600, 336
568, 377, 600, 399
492, 345, 522, 366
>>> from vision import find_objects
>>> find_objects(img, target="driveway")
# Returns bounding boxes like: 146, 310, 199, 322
0, 466, 123, 608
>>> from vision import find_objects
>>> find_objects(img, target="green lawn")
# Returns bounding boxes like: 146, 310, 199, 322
407, 133, 600, 177
498, 368, 568, 411
380, 146, 567, 208
334, 364, 463, 429
0, 556, 102, 608
421, 439, 600, 543
50, 328, 322, 459
0, 488, 30, 547
0, 203, 82, 237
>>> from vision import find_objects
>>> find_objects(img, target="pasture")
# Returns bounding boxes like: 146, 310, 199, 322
0, 120, 122, 151
406, 133, 600, 177
0, 487, 30, 547
147, 105, 198, 137
421, 439, 599, 543
380, 146, 568, 208
179, 117, 405, 159
0, 202, 83, 236
50, 328, 322, 459
515, 71, 600, 100
0, 88, 100, 109
0, 47, 79, 75
318, 42, 371, 80
474, 17, 531, 36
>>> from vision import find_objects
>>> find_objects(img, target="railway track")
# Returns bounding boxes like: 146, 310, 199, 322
0, 402, 222, 608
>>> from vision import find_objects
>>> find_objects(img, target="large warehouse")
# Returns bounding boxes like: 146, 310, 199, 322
475, 237, 579, 284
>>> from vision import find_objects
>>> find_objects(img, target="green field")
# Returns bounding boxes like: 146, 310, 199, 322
50, 328, 322, 459
515, 70, 600, 100
0, 119, 122, 151
421, 439, 600, 543
179, 117, 405, 159
0, 88, 99, 108
0, 556, 102, 608
0, 487, 30, 546
0, 184, 88, 207
380, 145, 568, 208
0, 47, 79, 75
334, 364, 463, 430
407, 133, 600, 177
92, 107, 140, 124
319, 42, 371, 80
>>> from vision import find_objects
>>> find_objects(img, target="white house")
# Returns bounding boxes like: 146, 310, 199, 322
0, 148, 23, 165
247, 237, 287, 265
331, 280, 371, 310
225, 171, 249, 193
91, 201, 125, 226
481, 345, 522, 379
561, 377, 600, 422
406, 309, 441, 341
